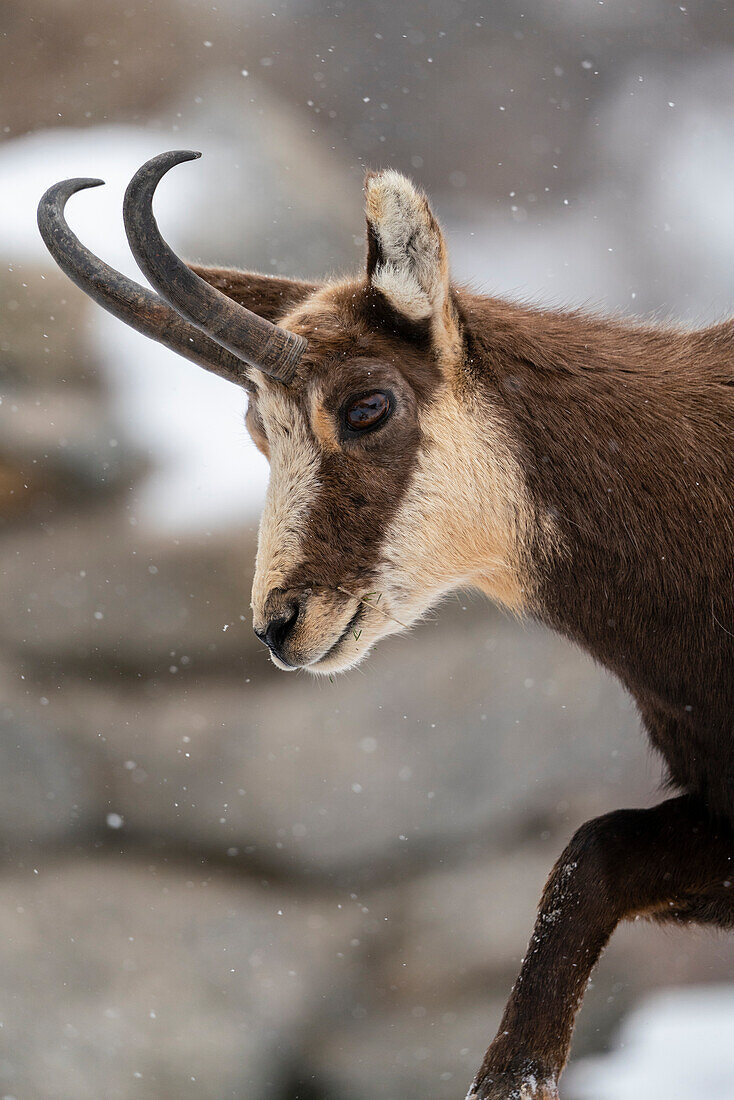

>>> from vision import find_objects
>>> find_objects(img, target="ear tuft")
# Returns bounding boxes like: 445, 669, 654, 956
365, 169, 449, 323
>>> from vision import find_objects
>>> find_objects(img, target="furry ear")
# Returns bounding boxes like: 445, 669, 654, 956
189, 266, 319, 324
365, 170, 451, 327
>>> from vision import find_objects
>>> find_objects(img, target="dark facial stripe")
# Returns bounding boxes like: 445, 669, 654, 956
278, 286, 444, 594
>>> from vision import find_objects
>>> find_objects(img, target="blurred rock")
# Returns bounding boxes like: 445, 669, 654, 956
0, 859, 364, 1100
381, 845, 555, 1000
0, 265, 141, 520
171, 74, 362, 277
310, 993, 506, 1100
0, 678, 97, 850
0, 266, 99, 387
0, 511, 261, 675
1, 0, 230, 142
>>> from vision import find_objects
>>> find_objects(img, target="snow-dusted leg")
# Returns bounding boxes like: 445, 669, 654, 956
466, 795, 734, 1100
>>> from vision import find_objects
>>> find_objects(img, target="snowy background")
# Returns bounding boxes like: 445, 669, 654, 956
2, 1, 734, 1097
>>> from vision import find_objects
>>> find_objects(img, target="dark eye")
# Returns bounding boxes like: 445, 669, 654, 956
344, 391, 391, 433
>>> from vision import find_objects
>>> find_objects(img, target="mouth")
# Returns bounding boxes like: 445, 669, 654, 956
265, 599, 366, 673
309, 605, 364, 668
262, 582, 410, 674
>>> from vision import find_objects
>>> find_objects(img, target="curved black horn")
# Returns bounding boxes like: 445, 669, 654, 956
123, 150, 307, 384
37, 177, 251, 387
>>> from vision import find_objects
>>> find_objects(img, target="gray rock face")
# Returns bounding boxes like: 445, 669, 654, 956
0, 861, 363, 1100
0, 268, 140, 515
0, 510, 259, 675
0, 692, 98, 849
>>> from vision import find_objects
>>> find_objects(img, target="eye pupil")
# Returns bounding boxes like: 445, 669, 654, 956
345, 392, 390, 431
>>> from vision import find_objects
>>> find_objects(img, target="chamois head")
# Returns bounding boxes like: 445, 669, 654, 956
39, 151, 529, 673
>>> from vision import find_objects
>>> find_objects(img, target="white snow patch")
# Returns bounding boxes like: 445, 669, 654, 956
567, 985, 734, 1100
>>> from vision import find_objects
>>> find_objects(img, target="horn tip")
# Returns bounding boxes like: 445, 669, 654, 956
37, 177, 106, 221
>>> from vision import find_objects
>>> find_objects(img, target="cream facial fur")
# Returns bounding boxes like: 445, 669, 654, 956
250, 384, 321, 628
315, 384, 536, 675
377, 385, 534, 621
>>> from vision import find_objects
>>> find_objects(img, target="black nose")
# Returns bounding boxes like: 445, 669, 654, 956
255, 602, 299, 661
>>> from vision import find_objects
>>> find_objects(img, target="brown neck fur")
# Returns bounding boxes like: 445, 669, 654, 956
456, 290, 734, 819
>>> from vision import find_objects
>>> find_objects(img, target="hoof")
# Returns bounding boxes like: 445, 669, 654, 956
466, 1072, 559, 1100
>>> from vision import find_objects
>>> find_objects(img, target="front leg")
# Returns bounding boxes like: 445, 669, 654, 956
467, 795, 734, 1099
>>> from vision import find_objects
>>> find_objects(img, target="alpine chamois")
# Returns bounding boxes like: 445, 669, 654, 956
39, 150, 734, 1100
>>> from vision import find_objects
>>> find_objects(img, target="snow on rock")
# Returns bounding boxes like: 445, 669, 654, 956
567, 985, 734, 1100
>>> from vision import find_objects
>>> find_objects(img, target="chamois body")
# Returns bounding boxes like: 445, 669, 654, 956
41, 151, 734, 1100
461, 294, 734, 821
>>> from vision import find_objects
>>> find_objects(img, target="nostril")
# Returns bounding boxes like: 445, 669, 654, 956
261, 603, 299, 656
